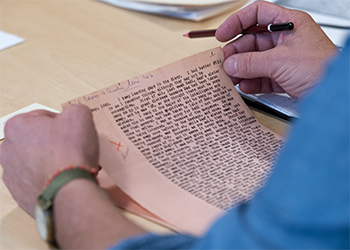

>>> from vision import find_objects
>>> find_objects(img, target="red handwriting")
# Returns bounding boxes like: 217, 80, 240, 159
109, 140, 123, 151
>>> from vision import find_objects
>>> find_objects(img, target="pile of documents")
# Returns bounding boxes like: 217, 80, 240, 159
97, 0, 248, 21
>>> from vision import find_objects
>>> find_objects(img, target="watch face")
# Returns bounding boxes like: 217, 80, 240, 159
35, 203, 48, 241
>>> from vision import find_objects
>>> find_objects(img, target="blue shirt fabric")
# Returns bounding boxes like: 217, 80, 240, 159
110, 39, 350, 250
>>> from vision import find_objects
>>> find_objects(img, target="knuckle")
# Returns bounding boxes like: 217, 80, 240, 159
71, 104, 91, 116
240, 53, 254, 76
65, 104, 92, 119
63, 105, 94, 129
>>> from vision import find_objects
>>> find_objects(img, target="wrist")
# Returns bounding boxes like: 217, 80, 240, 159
44, 165, 99, 187
35, 166, 99, 248
53, 179, 106, 249
53, 178, 147, 249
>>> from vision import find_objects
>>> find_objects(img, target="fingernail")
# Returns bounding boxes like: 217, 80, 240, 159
224, 57, 237, 76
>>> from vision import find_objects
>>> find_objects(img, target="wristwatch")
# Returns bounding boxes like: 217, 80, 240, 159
35, 168, 97, 247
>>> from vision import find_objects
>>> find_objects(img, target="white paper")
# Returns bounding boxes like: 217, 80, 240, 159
119, 0, 241, 6
98, 0, 245, 21
0, 31, 25, 51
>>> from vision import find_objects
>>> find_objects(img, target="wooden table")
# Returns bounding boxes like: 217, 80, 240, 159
0, 0, 290, 248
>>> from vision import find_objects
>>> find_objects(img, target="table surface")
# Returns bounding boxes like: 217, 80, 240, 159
0, 0, 290, 248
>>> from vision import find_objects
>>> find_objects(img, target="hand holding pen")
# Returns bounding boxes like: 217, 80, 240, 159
184, 22, 294, 38
186, 1, 337, 99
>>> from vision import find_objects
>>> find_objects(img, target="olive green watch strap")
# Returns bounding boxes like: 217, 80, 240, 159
40, 168, 98, 207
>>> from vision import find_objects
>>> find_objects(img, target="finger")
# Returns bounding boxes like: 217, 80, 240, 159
239, 78, 279, 94
59, 104, 97, 145
229, 76, 241, 85
223, 47, 283, 80
238, 78, 265, 94
59, 105, 99, 169
238, 77, 286, 95
61, 104, 94, 125
269, 79, 286, 93
222, 33, 275, 59
62, 104, 92, 117
216, 1, 291, 42
221, 35, 255, 59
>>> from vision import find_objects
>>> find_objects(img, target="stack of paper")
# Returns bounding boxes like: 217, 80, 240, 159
97, 0, 247, 21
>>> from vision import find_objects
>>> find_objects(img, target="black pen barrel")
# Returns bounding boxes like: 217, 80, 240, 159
269, 22, 294, 32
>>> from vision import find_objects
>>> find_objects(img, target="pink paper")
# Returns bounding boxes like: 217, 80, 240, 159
63, 47, 284, 236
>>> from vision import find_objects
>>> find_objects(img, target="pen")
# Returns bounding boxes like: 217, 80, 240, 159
183, 22, 294, 38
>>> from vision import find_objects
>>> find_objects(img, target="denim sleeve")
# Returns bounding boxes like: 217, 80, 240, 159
110, 38, 350, 250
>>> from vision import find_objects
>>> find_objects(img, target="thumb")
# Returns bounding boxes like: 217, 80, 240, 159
223, 51, 274, 79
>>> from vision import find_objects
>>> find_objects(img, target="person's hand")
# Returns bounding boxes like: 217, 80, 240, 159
215, 1, 338, 99
0, 105, 99, 217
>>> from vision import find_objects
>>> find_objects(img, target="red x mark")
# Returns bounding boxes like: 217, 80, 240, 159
109, 140, 123, 151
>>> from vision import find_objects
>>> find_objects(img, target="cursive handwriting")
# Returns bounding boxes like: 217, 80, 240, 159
83, 94, 99, 102
68, 99, 82, 106
102, 78, 142, 96
142, 74, 153, 79
74, 73, 154, 103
